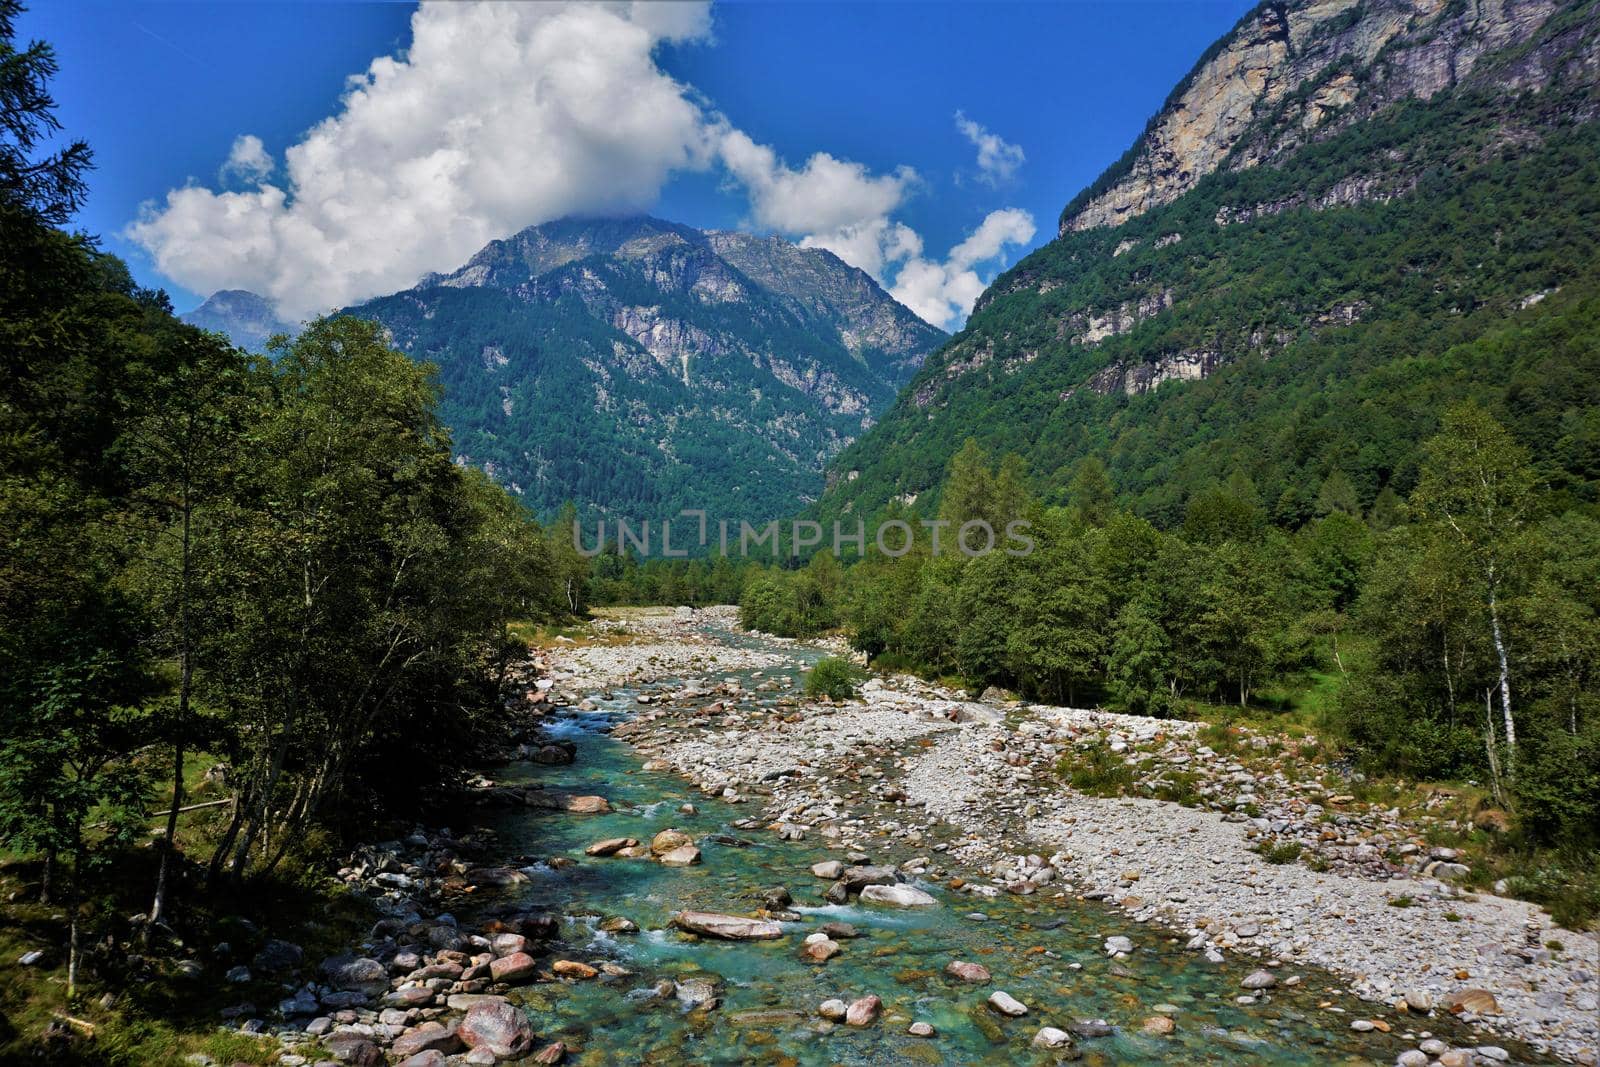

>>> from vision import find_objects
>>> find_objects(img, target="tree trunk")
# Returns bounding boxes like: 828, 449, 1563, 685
1487, 581, 1515, 778
1483, 687, 1506, 807
150, 498, 193, 932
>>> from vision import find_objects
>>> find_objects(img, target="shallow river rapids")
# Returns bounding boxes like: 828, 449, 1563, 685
454, 626, 1526, 1065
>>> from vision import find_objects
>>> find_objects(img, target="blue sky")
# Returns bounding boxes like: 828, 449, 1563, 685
23, 1, 1253, 327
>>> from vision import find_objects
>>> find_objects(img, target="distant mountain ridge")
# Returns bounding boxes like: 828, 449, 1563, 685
347, 215, 946, 519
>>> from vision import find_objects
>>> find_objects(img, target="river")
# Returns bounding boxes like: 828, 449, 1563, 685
436, 617, 1534, 1065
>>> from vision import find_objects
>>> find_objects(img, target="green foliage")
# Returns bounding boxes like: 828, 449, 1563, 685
1057, 743, 1136, 796
804, 656, 863, 701
1257, 840, 1304, 865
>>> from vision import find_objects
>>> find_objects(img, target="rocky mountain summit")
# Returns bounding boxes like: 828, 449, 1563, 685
180, 288, 293, 351
353, 216, 944, 519
1060, 0, 1589, 233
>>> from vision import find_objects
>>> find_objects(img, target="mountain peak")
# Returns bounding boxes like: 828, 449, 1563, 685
180, 289, 292, 351
1060, 0, 1579, 234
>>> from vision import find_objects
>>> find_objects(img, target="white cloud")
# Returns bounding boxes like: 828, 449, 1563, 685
128, 0, 1033, 332
129, 2, 719, 319
955, 110, 1024, 185
889, 208, 1036, 329
219, 134, 274, 185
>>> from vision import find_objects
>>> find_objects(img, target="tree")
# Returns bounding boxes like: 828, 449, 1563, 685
1106, 597, 1174, 716
123, 325, 259, 930
1413, 403, 1534, 776
1068, 456, 1115, 528
1316, 468, 1362, 517
0, 0, 91, 223
939, 438, 994, 528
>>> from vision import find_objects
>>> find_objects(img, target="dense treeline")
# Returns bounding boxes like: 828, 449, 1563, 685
740, 434, 1599, 859
0, 3, 583, 990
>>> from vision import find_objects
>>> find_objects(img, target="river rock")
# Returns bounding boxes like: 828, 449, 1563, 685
564, 795, 610, 814
458, 1000, 536, 1060
488, 952, 537, 983
585, 837, 637, 857
988, 990, 1028, 1016
945, 960, 991, 982
908, 1021, 936, 1037
1143, 1015, 1175, 1035
394, 1052, 447, 1067
391, 1024, 463, 1059
650, 828, 693, 856
845, 995, 882, 1026
1398, 1051, 1430, 1067
1241, 970, 1277, 990
659, 845, 702, 867
552, 960, 598, 979
859, 884, 937, 908
818, 999, 847, 1021
801, 937, 840, 962
599, 917, 638, 934
1032, 1027, 1072, 1048
1104, 935, 1133, 956
322, 1033, 383, 1066
532, 1042, 568, 1065
811, 860, 844, 879
820, 922, 859, 939
1446, 988, 1500, 1015
322, 955, 389, 997
672, 911, 783, 940
675, 976, 721, 1010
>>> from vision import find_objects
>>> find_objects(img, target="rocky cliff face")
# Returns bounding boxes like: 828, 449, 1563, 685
1060, 0, 1581, 234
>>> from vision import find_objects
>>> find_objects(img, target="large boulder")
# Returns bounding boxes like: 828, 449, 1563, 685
391, 1024, 463, 1059
671, 911, 783, 941
650, 828, 693, 856
859, 884, 937, 908
458, 1000, 537, 1060
488, 952, 538, 983
563, 795, 610, 814
321, 1032, 383, 1066
658, 844, 702, 867
321, 954, 389, 997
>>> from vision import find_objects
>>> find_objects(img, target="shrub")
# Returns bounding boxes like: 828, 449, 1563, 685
804, 657, 863, 701
1258, 840, 1303, 864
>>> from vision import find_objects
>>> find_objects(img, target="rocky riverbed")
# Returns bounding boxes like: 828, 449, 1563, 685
215, 608, 1596, 1066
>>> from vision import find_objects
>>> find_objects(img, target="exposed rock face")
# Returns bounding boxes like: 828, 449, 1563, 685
1061, 0, 1573, 234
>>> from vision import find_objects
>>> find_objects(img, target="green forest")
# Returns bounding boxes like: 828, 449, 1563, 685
0, 9, 586, 1054
723, 426, 1600, 922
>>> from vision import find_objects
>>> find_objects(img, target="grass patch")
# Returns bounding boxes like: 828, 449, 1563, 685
1057, 743, 1137, 796
1388, 895, 1415, 908
1257, 840, 1304, 864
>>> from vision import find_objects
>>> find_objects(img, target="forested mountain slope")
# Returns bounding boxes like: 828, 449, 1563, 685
820, 0, 1600, 526
348, 216, 944, 520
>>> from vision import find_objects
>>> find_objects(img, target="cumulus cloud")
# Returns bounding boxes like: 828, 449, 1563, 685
129, 2, 719, 319
128, 0, 1034, 331
219, 134, 274, 185
955, 110, 1024, 185
889, 208, 1036, 329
